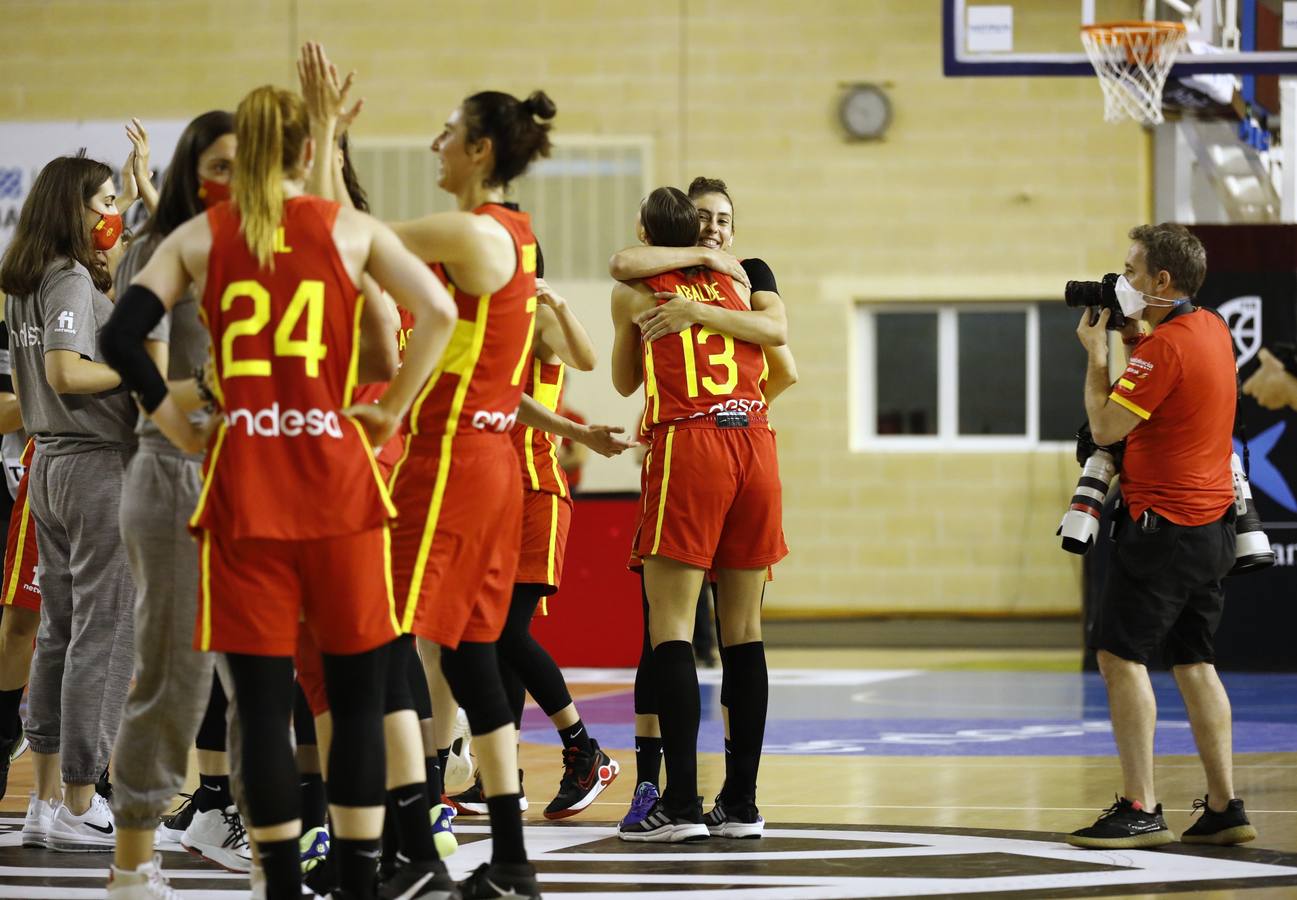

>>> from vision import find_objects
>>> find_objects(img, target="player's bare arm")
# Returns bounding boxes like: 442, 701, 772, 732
356, 273, 400, 384
516, 394, 634, 458
608, 245, 751, 289
610, 281, 650, 397
389, 211, 516, 295
637, 282, 787, 347
535, 279, 597, 371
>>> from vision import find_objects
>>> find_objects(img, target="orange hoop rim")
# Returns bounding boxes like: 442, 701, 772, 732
1080, 20, 1187, 40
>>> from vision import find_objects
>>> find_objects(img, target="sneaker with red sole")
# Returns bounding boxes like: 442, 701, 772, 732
543, 740, 619, 820
445, 771, 527, 816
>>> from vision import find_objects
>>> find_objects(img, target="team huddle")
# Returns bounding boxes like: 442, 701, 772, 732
0, 41, 791, 900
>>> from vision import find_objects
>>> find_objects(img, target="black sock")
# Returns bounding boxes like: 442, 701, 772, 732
299, 773, 327, 831
425, 755, 443, 806
380, 798, 399, 877
437, 747, 450, 791
196, 774, 232, 812
723, 736, 735, 798
721, 641, 767, 806
257, 836, 302, 900
485, 793, 527, 864
389, 782, 438, 862
635, 736, 662, 788
0, 687, 22, 740
652, 641, 700, 816
334, 836, 381, 898
558, 719, 593, 756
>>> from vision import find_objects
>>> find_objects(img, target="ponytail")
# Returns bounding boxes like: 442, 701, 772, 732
233, 86, 309, 269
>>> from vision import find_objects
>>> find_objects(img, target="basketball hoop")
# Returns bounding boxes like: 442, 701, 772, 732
1080, 21, 1188, 125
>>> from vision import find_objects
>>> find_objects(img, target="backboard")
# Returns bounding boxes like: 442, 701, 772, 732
942, 0, 1297, 77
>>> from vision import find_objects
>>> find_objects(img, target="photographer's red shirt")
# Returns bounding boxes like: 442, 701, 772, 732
1108, 309, 1235, 526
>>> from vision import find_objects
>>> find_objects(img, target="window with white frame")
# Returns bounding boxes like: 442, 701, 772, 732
853, 302, 1087, 449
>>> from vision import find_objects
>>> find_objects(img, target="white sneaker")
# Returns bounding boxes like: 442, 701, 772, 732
181, 805, 252, 872
21, 793, 56, 848
47, 792, 116, 851
107, 853, 180, 898
445, 707, 475, 788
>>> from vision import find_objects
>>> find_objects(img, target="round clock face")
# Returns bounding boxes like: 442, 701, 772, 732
839, 84, 891, 140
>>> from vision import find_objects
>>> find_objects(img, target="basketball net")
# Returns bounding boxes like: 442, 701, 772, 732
1080, 21, 1189, 125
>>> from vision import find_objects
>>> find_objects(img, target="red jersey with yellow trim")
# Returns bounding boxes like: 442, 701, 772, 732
353, 307, 416, 473
1108, 308, 1234, 525
639, 269, 768, 435
510, 358, 569, 497
192, 196, 395, 540
406, 204, 538, 439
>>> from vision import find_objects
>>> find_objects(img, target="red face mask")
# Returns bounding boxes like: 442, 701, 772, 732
91, 212, 124, 251
198, 178, 231, 209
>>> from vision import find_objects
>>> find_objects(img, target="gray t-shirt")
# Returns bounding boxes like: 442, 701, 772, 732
113, 236, 212, 445
4, 259, 137, 456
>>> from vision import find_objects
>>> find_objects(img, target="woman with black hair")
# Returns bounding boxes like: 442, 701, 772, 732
104, 110, 245, 897
391, 86, 627, 900
0, 150, 141, 853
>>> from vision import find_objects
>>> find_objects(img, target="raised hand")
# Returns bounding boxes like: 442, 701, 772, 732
297, 41, 356, 128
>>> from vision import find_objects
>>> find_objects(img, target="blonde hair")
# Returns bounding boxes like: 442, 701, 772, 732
233, 86, 310, 269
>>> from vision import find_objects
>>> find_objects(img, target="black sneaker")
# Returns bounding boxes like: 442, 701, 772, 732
704, 794, 765, 838
378, 855, 461, 899
543, 740, 620, 820
458, 862, 540, 900
446, 772, 527, 816
156, 793, 196, 843
1182, 796, 1258, 846
1067, 796, 1175, 849
618, 796, 709, 843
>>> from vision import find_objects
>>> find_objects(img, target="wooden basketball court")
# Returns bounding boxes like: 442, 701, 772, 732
2, 648, 1293, 898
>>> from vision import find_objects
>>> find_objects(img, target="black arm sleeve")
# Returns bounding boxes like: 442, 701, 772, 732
0, 322, 12, 394
741, 258, 779, 295
100, 284, 169, 413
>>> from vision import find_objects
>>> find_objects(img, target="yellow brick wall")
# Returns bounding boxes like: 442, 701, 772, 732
1, 0, 1146, 616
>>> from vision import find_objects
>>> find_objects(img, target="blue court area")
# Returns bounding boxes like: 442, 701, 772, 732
520, 669, 1297, 757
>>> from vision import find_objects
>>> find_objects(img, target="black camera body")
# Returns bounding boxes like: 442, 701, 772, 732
1065, 273, 1129, 330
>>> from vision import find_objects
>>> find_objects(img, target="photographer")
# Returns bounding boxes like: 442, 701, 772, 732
1068, 224, 1256, 850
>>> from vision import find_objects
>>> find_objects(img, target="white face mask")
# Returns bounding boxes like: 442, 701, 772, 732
1114, 274, 1185, 320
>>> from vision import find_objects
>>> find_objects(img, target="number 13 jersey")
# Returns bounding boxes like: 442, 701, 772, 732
191, 196, 395, 540
639, 269, 767, 436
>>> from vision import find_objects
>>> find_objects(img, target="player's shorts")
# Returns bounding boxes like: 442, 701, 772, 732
389, 432, 522, 649
516, 489, 572, 594
2, 441, 40, 612
634, 416, 787, 571
195, 526, 400, 657
295, 628, 329, 718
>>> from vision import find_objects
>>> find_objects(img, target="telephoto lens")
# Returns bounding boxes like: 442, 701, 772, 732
1063, 273, 1125, 329
1230, 452, 1275, 575
1058, 449, 1118, 554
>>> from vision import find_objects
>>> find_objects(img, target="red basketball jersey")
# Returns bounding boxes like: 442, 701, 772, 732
191, 196, 395, 540
639, 269, 768, 434
510, 358, 569, 497
406, 204, 538, 439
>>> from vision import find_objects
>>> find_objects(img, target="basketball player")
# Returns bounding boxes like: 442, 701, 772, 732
101, 111, 251, 896
290, 50, 462, 892
100, 82, 456, 900
387, 86, 592, 899
610, 187, 788, 842
1, 150, 141, 854
447, 275, 621, 821
609, 178, 795, 833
